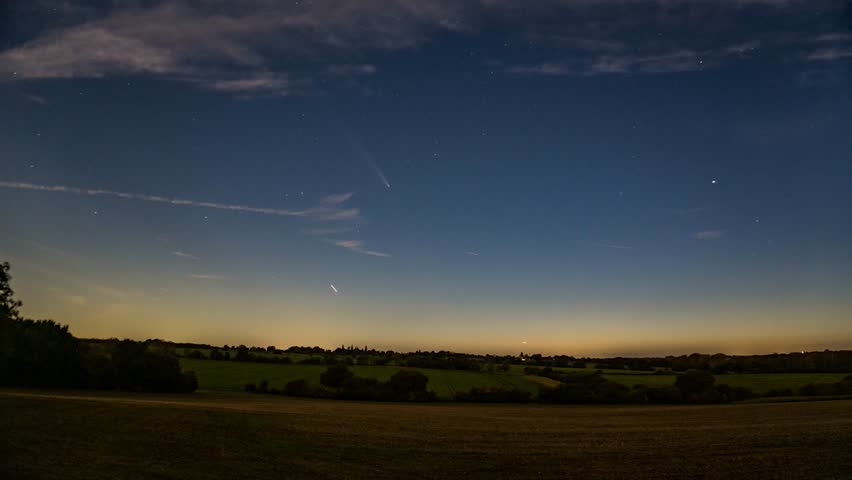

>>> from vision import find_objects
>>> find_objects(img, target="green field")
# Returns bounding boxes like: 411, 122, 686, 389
181, 358, 851, 398
180, 358, 545, 399
3, 390, 851, 479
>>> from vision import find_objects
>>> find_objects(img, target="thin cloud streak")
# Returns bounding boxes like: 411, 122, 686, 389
301, 226, 356, 235
24, 93, 48, 104
190, 274, 224, 280
693, 230, 726, 240
327, 239, 391, 257
171, 251, 199, 260
0, 181, 359, 222
595, 243, 634, 250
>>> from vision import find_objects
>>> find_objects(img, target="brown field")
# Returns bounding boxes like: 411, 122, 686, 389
2, 390, 851, 479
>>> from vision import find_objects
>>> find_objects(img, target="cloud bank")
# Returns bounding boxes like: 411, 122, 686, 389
1, 0, 845, 94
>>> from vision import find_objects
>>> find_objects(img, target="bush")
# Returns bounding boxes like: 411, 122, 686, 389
455, 387, 531, 403
244, 382, 257, 392
284, 379, 307, 396
320, 364, 354, 388
798, 382, 839, 396
540, 384, 597, 403
715, 384, 755, 402
1, 318, 86, 388
338, 376, 380, 400
675, 370, 716, 402
632, 386, 683, 404
764, 388, 794, 397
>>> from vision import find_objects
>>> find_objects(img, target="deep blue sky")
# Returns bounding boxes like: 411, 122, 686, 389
1, 0, 850, 355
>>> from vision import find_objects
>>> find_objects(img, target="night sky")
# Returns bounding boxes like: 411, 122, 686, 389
1, 1, 851, 356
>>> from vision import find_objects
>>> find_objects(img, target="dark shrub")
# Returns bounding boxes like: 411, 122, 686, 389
373, 356, 391, 366
387, 369, 428, 393
338, 376, 380, 400
595, 380, 630, 403
715, 384, 755, 402
837, 376, 852, 394
764, 388, 794, 397
356, 355, 372, 365
455, 387, 531, 403
540, 384, 597, 403
257, 379, 269, 393
675, 370, 716, 402
284, 379, 309, 396
1, 318, 86, 388
799, 382, 838, 396
645, 386, 683, 404
320, 364, 354, 388
244, 382, 257, 392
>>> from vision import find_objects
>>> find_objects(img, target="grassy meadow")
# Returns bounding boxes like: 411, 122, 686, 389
3, 390, 851, 479
180, 357, 851, 398
180, 358, 551, 399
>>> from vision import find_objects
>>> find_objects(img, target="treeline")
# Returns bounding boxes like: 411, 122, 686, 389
244, 365, 436, 402
0, 262, 197, 392
659, 351, 852, 374
176, 339, 852, 375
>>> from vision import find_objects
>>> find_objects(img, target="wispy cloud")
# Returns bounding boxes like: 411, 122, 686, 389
301, 226, 356, 236
806, 48, 852, 61
327, 64, 376, 76
674, 206, 709, 216
508, 42, 760, 77
693, 230, 726, 240
465, 251, 480, 256
171, 251, 199, 260
327, 239, 391, 257
190, 274, 224, 280
24, 93, 48, 105
62, 295, 88, 306
0, 1, 464, 95
595, 243, 634, 250
1, 1, 821, 96
0, 181, 359, 222
198, 72, 291, 95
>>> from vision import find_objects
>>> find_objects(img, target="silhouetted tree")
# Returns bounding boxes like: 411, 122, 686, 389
0, 262, 22, 320
234, 345, 250, 361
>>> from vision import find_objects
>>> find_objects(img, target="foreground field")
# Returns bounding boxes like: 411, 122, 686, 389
2, 390, 851, 479
180, 358, 851, 397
